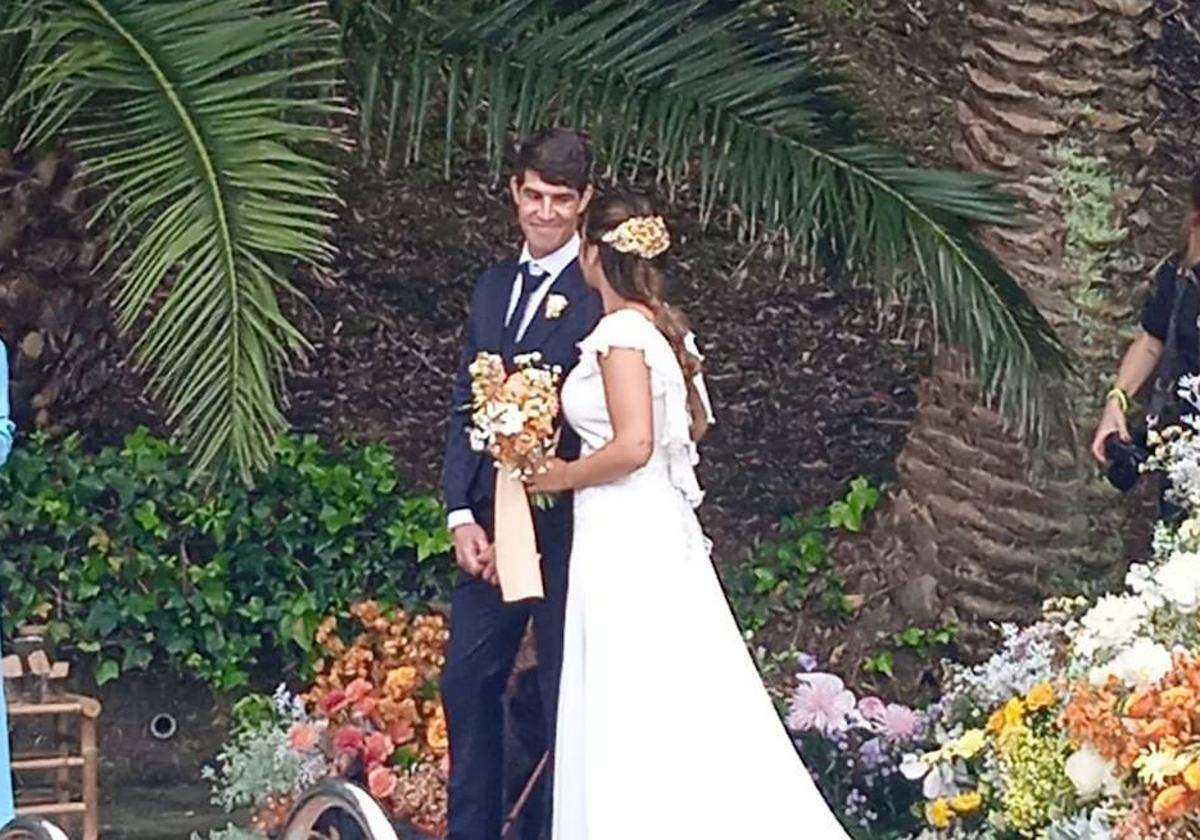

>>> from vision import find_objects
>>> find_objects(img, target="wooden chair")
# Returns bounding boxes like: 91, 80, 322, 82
4, 627, 101, 840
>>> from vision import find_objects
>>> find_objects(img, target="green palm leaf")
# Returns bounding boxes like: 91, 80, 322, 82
4, 0, 346, 481
366, 0, 1070, 440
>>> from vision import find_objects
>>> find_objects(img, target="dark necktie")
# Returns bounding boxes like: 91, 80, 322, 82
502, 262, 539, 360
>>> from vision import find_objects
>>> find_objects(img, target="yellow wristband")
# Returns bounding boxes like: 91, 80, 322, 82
1106, 387, 1129, 414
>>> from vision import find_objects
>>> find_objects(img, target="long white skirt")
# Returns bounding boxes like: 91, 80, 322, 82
551, 472, 850, 839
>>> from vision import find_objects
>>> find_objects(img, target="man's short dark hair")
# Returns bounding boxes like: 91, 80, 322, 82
513, 128, 592, 193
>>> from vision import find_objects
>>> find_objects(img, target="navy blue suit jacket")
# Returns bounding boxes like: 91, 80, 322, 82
443, 256, 602, 536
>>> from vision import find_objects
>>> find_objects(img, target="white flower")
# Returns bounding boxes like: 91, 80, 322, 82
1090, 638, 1173, 688
482, 401, 525, 437
1065, 742, 1122, 801
544, 294, 569, 319
1154, 550, 1200, 613
1074, 594, 1150, 659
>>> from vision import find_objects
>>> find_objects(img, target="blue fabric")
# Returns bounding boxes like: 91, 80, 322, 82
0, 679, 12, 826
0, 339, 13, 824
0, 341, 12, 467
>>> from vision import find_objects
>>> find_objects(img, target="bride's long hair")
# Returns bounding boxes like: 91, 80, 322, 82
583, 193, 709, 442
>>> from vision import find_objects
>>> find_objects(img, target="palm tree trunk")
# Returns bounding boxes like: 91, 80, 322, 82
863, 0, 1159, 647
0, 149, 142, 439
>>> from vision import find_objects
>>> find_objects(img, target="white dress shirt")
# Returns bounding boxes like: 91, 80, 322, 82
449, 235, 581, 530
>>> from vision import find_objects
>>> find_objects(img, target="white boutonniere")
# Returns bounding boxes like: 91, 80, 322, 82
544, 294, 569, 319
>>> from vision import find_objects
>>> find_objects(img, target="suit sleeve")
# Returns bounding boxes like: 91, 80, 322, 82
442, 276, 487, 514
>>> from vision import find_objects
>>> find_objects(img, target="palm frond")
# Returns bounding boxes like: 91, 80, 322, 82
357, 0, 1071, 440
5, 0, 347, 481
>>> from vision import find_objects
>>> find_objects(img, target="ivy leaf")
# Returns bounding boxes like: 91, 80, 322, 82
95, 659, 120, 686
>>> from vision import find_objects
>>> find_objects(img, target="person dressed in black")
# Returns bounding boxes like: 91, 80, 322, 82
1092, 172, 1200, 473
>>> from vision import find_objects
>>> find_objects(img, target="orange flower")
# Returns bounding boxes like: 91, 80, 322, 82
426, 711, 449, 754
1185, 761, 1200, 792
1153, 785, 1192, 820
287, 724, 318, 752
385, 666, 419, 696
987, 707, 1007, 737
368, 766, 398, 800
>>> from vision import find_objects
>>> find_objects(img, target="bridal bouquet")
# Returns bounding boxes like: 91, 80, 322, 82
466, 350, 563, 602
467, 350, 562, 508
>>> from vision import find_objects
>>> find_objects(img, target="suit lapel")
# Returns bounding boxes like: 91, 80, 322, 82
518, 259, 582, 353
482, 257, 518, 352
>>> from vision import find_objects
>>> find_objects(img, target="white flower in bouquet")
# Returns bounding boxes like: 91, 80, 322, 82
1089, 638, 1173, 688
1153, 550, 1200, 614
1074, 594, 1150, 660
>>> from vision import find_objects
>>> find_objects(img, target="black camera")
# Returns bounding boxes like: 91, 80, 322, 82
1104, 429, 1150, 492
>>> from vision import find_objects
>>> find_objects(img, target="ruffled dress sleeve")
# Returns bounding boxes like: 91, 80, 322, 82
578, 310, 705, 507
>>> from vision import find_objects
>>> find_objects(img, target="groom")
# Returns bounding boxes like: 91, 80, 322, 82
441, 128, 601, 839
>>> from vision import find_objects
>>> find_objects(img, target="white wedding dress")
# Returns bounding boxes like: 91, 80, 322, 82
552, 310, 850, 839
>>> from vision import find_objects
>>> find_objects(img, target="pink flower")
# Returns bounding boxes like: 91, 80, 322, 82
368, 766, 398, 800
334, 725, 365, 755
787, 673, 856, 735
288, 724, 318, 752
363, 732, 395, 767
346, 678, 373, 704
318, 690, 349, 716
857, 695, 919, 740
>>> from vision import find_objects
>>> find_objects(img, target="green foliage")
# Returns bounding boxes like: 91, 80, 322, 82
192, 826, 263, 840
0, 430, 453, 690
730, 477, 884, 637
862, 622, 959, 681
341, 0, 1070, 441
2, 0, 347, 481
1051, 142, 1128, 307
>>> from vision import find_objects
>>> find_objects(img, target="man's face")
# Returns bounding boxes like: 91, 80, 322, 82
510, 169, 592, 258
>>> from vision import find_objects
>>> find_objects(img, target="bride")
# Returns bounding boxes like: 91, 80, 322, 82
530, 194, 851, 838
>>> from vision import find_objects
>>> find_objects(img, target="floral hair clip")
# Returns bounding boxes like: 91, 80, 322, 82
600, 215, 671, 259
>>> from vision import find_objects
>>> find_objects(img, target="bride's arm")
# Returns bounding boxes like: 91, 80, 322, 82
533, 348, 653, 492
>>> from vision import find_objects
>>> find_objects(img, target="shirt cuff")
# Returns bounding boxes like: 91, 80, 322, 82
447, 508, 477, 530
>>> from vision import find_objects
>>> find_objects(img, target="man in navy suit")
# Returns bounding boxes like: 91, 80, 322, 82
441, 129, 602, 840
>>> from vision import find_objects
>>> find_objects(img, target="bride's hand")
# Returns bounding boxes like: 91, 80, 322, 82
529, 457, 572, 493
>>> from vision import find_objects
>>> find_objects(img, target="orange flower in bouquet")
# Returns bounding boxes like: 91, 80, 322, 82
303, 600, 451, 837
467, 351, 563, 508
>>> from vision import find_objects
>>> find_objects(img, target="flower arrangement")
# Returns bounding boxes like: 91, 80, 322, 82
787, 377, 1200, 839
198, 601, 450, 839
785, 664, 928, 835
467, 350, 562, 507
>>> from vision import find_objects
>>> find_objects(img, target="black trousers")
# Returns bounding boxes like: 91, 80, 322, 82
440, 503, 570, 840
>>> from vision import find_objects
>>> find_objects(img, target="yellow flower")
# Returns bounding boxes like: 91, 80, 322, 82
1025, 682, 1056, 711
925, 798, 953, 829
987, 707, 1007, 737
1136, 746, 1191, 786
949, 790, 983, 814
952, 728, 988, 760
385, 666, 418, 696
1185, 760, 1200, 792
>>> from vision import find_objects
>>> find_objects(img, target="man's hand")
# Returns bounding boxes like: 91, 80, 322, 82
453, 523, 492, 577
1091, 399, 1131, 465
